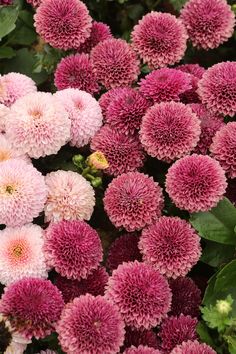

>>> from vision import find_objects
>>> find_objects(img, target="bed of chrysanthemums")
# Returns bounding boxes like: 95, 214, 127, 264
0, 0, 235, 353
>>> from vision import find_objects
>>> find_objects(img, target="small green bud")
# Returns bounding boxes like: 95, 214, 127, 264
216, 299, 232, 315
73, 154, 85, 168
91, 177, 102, 188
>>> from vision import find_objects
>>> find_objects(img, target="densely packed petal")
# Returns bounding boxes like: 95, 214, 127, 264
170, 340, 216, 353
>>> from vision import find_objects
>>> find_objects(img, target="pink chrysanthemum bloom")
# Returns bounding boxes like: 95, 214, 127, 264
44, 170, 95, 222
180, 0, 235, 50
140, 102, 200, 162
78, 21, 112, 54
98, 87, 129, 118
169, 277, 201, 317
198, 62, 236, 117
44, 220, 103, 280
177, 64, 205, 104
55, 266, 109, 303
210, 122, 236, 178
91, 38, 140, 89
54, 54, 99, 94
105, 88, 151, 135
0, 159, 47, 227
166, 154, 227, 212
57, 294, 125, 354
0, 278, 64, 339
91, 125, 145, 176
26, 0, 41, 7
0, 135, 29, 163
0, 103, 9, 133
160, 315, 198, 353
105, 261, 171, 330
131, 12, 188, 69
0, 224, 47, 285
139, 68, 192, 104
0, 0, 13, 4
190, 103, 225, 155
54, 88, 103, 148
0, 73, 36, 107
170, 340, 216, 353
124, 346, 161, 354
139, 216, 201, 278
6, 92, 70, 159
104, 172, 164, 232
124, 328, 159, 351
177, 64, 205, 79
106, 233, 142, 272
34, 0, 92, 50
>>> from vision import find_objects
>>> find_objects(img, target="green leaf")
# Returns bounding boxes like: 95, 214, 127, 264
18, 10, 34, 27
169, 0, 187, 11
8, 25, 37, 45
0, 46, 15, 59
0, 5, 19, 40
197, 322, 217, 349
201, 240, 235, 268
225, 336, 236, 354
190, 198, 236, 245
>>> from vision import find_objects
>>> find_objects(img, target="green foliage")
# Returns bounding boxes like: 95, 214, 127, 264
0, 2, 19, 39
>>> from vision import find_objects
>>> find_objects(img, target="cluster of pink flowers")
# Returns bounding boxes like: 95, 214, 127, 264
0, 0, 235, 352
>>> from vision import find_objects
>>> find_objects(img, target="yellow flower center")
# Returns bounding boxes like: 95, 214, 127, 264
12, 245, 23, 257
0, 149, 11, 162
5, 185, 15, 194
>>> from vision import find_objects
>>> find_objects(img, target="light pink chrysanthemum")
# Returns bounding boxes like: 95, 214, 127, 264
0, 278, 64, 339
180, 0, 235, 50
160, 315, 198, 353
104, 172, 164, 232
131, 12, 188, 69
54, 88, 103, 148
98, 87, 129, 118
139, 68, 192, 104
170, 340, 216, 353
44, 220, 103, 280
0, 103, 9, 133
57, 294, 125, 354
34, 0, 92, 50
106, 233, 142, 272
26, 0, 41, 7
6, 92, 70, 159
190, 103, 225, 155
0, 224, 47, 285
55, 266, 109, 303
177, 64, 205, 104
165, 154, 227, 212
0, 135, 29, 163
169, 277, 201, 317
91, 38, 140, 89
91, 125, 145, 176
0, 73, 36, 107
54, 54, 99, 94
210, 122, 236, 178
78, 21, 112, 54
0, 159, 47, 227
139, 216, 201, 278
124, 346, 161, 354
45, 170, 95, 222
106, 261, 171, 330
105, 88, 151, 135
140, 102, 200, 162
198, 62, 236, 117
124, 328, 159, 351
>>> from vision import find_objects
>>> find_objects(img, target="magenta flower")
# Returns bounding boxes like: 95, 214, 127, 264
124, 328, 159, 351
124, 346, 161, 354
78, 21, 112, 53
177, 64, 205, 104
170, 340, 216, 353
98, 87, 130, 118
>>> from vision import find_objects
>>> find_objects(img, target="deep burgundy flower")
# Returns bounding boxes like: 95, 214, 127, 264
78, 21, 112, 53
124, 346, 161, 354
177, 64, 205, 104
98, 87, 130, 119
123, 327, 159, 351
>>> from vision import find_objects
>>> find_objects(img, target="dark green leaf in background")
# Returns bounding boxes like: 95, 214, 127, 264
0, 46, 15, 59
201, 240, 235, 268
0, 4, 19, 40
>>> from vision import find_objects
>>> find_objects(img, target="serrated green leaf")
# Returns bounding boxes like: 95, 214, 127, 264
0, 46, 15, 59
0, 5, 19, 40
197, 322, 217, 349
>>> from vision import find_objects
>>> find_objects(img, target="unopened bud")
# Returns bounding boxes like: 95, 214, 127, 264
216, 299, 232, 315
87, 151, 109, 170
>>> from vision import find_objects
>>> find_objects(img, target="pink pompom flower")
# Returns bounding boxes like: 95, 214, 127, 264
98, 87, 130, 118
78, 21, 112, 53
177, 64, 205, 104
0, 135, 29, 163
170, 340, 216, 353
165, 154, 227, 212
0, 103, 9, 133
124, 346, 161, 354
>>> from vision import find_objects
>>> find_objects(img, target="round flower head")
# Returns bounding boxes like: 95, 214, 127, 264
139, 68, 192, 104
139, 216, 201, 278
160, 315, 198, 352
105, 88, 151, 135
124, 328, 159, 351
0, 73, 36, 107
104, 172, 164, 232
177, 64, 205, 104
190, 103, 225, 155
210, 122, 236, 178
98, 87, 129, 118
26, 0, 41, 7
140, 102, 201, 162
105, 261, 172, 329
55, 267, 109, 303
54, 54, 99, 94
34, 0, 92, 50
0, 224, 47, 285
0, 104, 9, 133
0, 278, 64, 339
44, 220, 103, 280
57, 294, 125, 354
198, 61, 236, 117
178, 64, 205, 79
45, 170, 95, 222
169, 277, 201, 317
78, 21, 112, 54
0, 159, 47, 227
180, 0, 235, 50
91, 125, 145, 176
165, 154, 227, 212
170, 340, 216, 354
124, 346, 161, 354
6, 92, 71, 158
0, 0, 13, 4
54, 88, 103, 148
131, 12, 188, 69
91, 38, 140, 89
106, 233, 142, 272
0, 135, 29, 163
